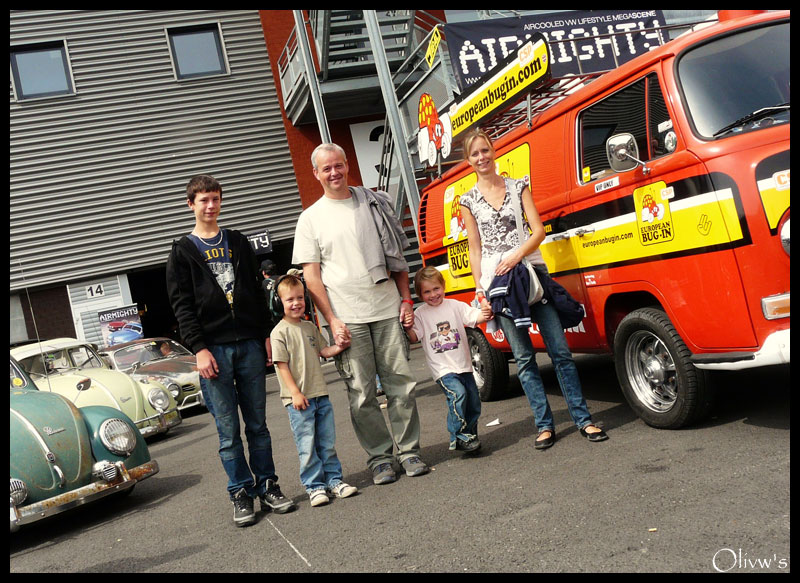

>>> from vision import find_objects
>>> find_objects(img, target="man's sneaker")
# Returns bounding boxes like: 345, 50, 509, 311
401, 456, 429, 477
456, 437, 482, 454
330, 482, 358, 499
372, 462, 397, 485
309, 489, 329, 507
259, 479, 296, 514
232, 488, 256, 527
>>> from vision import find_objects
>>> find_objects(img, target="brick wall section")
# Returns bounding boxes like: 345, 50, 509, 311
259, 10, 447, 211
20, 286, 76, 340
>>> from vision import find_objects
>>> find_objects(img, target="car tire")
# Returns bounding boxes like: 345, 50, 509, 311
614, 307, 713, 429
466, 328, 509, 401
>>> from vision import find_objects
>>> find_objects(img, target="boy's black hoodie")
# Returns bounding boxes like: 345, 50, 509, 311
166, 229, 273, 354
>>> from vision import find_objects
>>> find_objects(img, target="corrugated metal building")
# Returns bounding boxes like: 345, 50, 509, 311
10, 10, 304, 344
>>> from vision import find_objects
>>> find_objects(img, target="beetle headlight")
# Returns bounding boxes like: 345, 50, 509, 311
100, 418, 137, 456
166, 382, 180, 398
10, 478, 28, 506
148, 387, 171, 411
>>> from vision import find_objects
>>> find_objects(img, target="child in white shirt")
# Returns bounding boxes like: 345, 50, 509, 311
271, 275, 358, 507
405, 267, 493, 453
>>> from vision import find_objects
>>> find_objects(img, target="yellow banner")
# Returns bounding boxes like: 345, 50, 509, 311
448, 35, 551, 138
540, 184, 745, 274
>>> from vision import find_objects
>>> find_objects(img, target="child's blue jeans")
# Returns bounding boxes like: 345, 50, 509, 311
435, 371, 482, 449
286, 396, 345, 493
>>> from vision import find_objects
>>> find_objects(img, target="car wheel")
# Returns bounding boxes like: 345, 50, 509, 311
614, 307, 713, 429
466, 328, 509, 401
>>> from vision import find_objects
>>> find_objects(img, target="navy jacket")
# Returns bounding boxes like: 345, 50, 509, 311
488, 263, 532, 329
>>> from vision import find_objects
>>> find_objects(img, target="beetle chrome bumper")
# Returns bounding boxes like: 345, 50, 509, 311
136, 407, 181, 437
10, 460, 159, 533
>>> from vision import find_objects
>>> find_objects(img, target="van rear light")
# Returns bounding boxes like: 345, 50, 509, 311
762, 293, 790, 320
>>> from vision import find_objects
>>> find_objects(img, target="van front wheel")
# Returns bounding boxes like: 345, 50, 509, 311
466, 328, 509, 401
614, 308, 712, 429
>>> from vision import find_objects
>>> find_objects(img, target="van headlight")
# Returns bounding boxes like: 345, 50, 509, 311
779, 215, 789, 256
99, 418, 137, 456
148, 387, 171, 411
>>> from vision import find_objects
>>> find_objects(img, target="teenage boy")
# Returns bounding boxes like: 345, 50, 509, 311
271, 274, 359, 507
166, 174, 295, 527
292, 143, 429, 485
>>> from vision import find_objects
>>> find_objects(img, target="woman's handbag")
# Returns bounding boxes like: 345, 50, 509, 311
508, 182, 544, 305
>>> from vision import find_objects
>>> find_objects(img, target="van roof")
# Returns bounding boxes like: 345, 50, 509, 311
478, 10, 788, 155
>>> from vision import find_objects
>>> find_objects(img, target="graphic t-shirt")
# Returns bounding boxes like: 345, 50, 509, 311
411, 298, 481, 381
189, 229, 235, 306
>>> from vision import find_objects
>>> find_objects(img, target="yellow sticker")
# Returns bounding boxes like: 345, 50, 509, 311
634, 181, 674, 246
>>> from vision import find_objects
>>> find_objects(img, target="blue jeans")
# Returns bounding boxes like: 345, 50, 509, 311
498, 297, 593, 433
436, 372, 482, 449
199, 339, 277, 499
286, 396, 344, 493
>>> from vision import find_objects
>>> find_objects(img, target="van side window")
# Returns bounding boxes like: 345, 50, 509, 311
579, 73, 670, 183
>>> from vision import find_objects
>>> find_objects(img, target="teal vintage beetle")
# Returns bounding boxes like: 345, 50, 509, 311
10, 356, 159, 533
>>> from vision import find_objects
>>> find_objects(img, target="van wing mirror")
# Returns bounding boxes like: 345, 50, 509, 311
606, 133, 650, 175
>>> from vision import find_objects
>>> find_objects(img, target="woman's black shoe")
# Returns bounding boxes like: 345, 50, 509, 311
580, 425, 609, 442
534, 429, 555, 450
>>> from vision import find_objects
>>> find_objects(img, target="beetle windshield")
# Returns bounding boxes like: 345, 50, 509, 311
678, 21, 789, 139
110, 339, 191, 369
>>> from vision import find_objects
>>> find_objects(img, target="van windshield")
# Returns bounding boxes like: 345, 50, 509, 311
678, 21, 789, 139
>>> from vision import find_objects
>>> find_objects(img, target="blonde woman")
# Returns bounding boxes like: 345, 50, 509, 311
459, 129, 608, 449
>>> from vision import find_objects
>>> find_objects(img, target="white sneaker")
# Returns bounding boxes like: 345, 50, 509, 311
309, 489, 329, 507
330, 482, 358, 499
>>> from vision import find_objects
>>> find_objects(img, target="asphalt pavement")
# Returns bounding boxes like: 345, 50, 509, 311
9, 345, 790, 573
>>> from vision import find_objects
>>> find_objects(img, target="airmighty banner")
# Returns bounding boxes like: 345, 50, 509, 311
445, 9, 666, 91
449, 33, 551, 139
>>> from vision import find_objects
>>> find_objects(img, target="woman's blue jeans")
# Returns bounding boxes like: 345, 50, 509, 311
436, 372, 481, 448
497, 298, 593, 433
286, 396, 344, 493
200, 339, 277, 499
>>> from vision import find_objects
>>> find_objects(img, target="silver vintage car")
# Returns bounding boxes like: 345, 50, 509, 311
100, 338, 205, 412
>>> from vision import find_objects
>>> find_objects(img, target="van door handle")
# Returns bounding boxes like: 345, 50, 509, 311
552, 232, 571, 241
575, 227, 595, 237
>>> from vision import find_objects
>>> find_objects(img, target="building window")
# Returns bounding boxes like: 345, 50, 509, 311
166, 23, 229, 80
10, 40, 75, 100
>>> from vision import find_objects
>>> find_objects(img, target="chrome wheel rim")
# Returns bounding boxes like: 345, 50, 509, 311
624, 330, 678, 413
469, 337, 485, 390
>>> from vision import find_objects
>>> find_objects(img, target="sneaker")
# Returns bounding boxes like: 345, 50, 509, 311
259, 479, 296, 514
330, 482, 358, 499
309, 489, 329, 507
231, 488, 256, 527
456, 437, 481, 453
372, 462, 397, 485
401, 456, 429, 477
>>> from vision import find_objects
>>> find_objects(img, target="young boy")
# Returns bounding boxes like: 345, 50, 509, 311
270, 274, 358, 507
405, 266, 493, 454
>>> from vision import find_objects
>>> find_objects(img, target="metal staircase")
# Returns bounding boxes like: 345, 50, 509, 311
278, 10, 416, 126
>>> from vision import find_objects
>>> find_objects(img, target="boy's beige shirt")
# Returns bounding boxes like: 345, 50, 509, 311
270, 319, 329, 407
